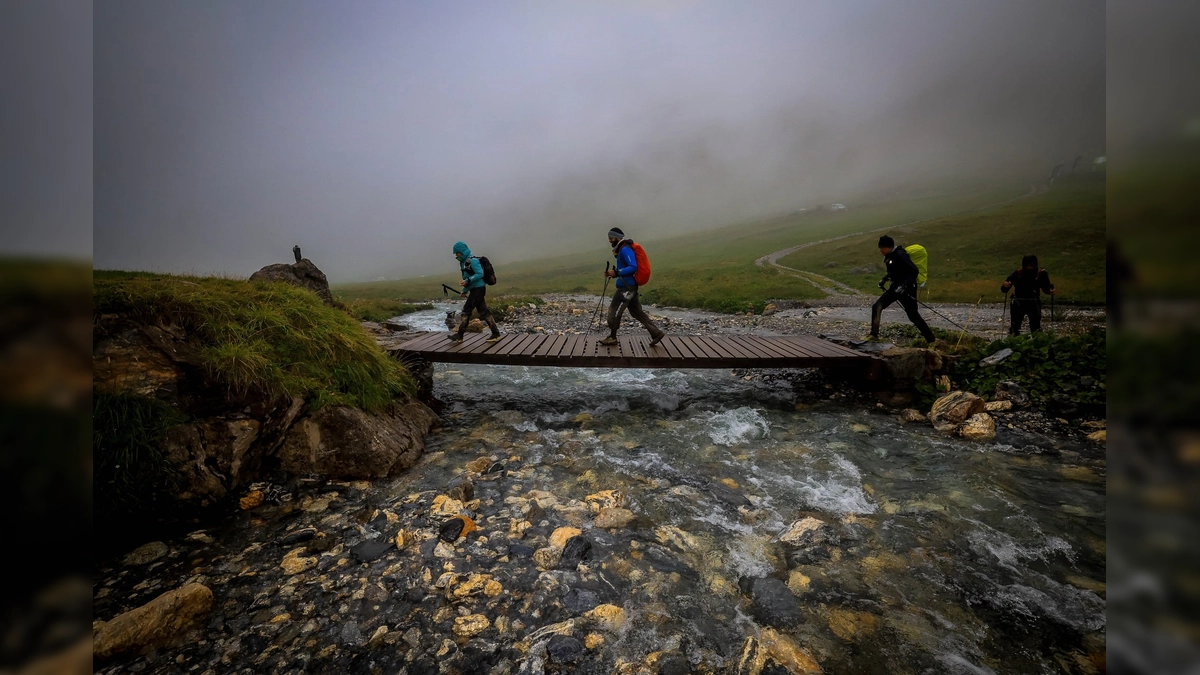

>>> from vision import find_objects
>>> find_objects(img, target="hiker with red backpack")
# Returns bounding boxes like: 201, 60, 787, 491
1001, 254, 1055, 336
601, 227, 666, 347
447, 241, 502, 343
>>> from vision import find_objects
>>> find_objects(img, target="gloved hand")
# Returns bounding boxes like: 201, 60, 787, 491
878, 279, 887, 291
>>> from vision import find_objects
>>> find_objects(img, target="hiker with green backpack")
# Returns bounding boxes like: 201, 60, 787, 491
870, 235, 936, 344
447, 241, 502, 343
601, 227, 666, 347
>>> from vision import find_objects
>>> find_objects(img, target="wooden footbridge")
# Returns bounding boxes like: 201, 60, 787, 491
391, 331, 871, 370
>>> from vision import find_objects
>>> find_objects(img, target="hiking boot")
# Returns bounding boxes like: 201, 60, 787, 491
649, 329, 665, 346
598, 336, 619, 346
485, 333, 502, 343
447, 333, 464, 343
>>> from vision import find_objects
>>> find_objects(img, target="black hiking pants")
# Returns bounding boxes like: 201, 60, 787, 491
1009, 297, 1041, 336
454, 287, 500, 337
871, 287, 935, 342
607, 287, 661, 338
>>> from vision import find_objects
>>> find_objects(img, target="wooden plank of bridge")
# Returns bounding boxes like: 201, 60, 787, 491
400, 331, 448, 352
726, 335, 775, 360
790, 336, 855, 359
742, 334, 811, 360
765, 335, 826, 359
535, 334, 565, 357
445, 333, 488, 354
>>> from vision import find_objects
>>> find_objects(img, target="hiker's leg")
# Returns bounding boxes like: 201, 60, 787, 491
900, 294, 935, 343
473, 290, 501, 337
1009, 300, 1025, 336
1029, 299, 1042, 332
453, 288, 483, 336
625, 289, 663, 338
607, 289, 631, 337
870, 291, 897, 337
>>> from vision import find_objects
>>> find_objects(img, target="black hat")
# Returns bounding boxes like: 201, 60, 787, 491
878, 235, 894, 248
607, 227, 625, 239
1022, 254, 1038, 269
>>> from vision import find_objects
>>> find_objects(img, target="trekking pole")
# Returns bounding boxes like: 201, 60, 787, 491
1000, 289, 1009, 325
955, 295, 985, 350
910, 292, 978, 336
1050, 291, 1056, 323
586, 262, 611, 337
441, 283, 464, 297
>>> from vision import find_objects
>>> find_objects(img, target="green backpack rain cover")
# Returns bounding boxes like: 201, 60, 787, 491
903, 244, 928, 285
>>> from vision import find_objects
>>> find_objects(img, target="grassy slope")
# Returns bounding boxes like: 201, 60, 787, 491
778, 174, 1106, 303
336, 185, 1022, 312
94, 271, 414, 410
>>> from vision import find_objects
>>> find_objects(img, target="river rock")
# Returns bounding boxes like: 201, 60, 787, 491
744, 577, 802, 628
563, 588, 601, 614
93, 583, 213, 662
984, 400, 1013, 412
881, 347, 943, 381
546, 634, 584, 664
735, 628, 822, 674
657, 653, 692, 675
279, 527, 317, 546
123, 541, 169, 566
994, 380, 1029, 406
900, 409, 926, 424
453, 614, 490, 638
978, 348, 1014, 367
560, 535, 593, 566
447, 476, 474, 502
778, 517, 827, 547
585, 490, 624, 512
1087, 430, 1106, 443
706, 481, 751, 508
350, 539, 393, 563
929, 391, 985, 432
439, 516, 477, 542
534, 547, 562, 569
584, 604, 627, 631
595, 507, 636, 529
281, 547, 317, 575
958, 413, 996, 441
550, 526, 583, 549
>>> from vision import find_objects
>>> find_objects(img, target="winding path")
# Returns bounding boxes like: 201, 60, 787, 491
754, 185, 1046, 299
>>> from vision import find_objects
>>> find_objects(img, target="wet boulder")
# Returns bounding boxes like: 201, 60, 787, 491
929, 391, 985, 433
958, 413, 996, 441
880, 347, 943, 382
93, 583, 213, 663
742, 577, 802, 628
249, 258, 334, 305
277, 401, 438, 479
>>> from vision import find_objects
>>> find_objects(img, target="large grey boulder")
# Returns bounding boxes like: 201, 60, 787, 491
249, 258, 334, 305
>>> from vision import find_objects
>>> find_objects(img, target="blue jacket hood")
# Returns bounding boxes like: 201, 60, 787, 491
453, 241, 471, 258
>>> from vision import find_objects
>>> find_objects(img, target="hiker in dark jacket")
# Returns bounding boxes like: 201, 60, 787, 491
1001, 254, 1055, 335
448, 241, 501, 343
870, 235, 936, 343
601, 227, 665, 347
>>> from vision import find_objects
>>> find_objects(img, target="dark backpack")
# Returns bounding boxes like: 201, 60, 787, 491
474, 256, 497, 286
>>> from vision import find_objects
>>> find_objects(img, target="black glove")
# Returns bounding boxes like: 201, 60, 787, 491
878, 279, 887, 291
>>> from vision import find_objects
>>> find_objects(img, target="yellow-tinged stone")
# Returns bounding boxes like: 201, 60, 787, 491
584, 633, 605, 649
760, 627, 823, 674
584, 604, 626, 631
1059, 465, 1101, 483
508, 519, 532, 538
452, 574, 494, 599
484, 579, 503, 597
431, 495, 464, 516
1067, 575, 1106, 594
787, 570, 812, 594
572, 413, 593, 424
281, 548, 317, 575
654, 525, 700, 552
394, 530, 412, 549
1087, 430, 1106, 443
550, 526, 582, 549
466, 457, 491, 473
584, 490, 624, 512
453, 614, 490, 637
533, 547, 561, 569
239, 491, 264, 510
828, 608, 879, 641
720, 477, 740, 489
270, 613, 291, 624
595, 507, 636, 529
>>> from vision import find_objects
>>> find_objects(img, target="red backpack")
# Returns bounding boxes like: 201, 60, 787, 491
630, 242, 652, 286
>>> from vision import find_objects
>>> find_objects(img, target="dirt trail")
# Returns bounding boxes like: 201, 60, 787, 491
754, 185, 1046, 300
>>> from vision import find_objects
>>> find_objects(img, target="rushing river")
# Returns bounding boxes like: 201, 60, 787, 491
95, 305, 1106, 675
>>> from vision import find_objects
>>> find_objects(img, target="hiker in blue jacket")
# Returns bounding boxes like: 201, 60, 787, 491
602, 227, 665, 346
448, 241, 501, 343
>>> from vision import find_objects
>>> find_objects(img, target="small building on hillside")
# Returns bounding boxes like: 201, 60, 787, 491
830, 203, 847, 211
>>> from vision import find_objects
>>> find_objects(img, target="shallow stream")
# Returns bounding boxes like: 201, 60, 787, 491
95, 305, 1106, 674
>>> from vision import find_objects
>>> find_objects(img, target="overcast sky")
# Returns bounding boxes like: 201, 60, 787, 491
92, 1, 1103, 281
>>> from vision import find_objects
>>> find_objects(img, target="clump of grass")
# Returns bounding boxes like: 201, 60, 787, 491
338, 297, 433, 323
94, 271, 415, 411
951, 328, 1106, 410
93, 391, 185, 520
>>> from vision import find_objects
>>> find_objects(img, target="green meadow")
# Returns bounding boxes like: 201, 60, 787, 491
336, 179, 1105, 311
